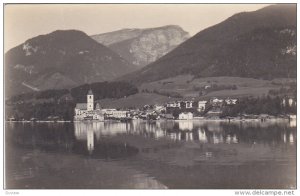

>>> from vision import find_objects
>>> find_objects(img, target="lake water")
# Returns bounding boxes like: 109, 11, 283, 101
5, 120, 296, 189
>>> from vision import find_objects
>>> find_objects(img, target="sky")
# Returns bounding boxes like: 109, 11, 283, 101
4, 4, 270, 52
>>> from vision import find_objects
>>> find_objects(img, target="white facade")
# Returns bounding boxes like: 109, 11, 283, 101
282, 97, 296, 107
167, 101, 181, 108
74, 109, 104, 121
111, 111, 128, 118
225, 98, 237, 105
178, 112, 193, 120
87, 90, 94, 111
211, 97, 224, 106
212, 98, 223, 103
154, 105, 166, 112
198, 101, 207, 112
102, 109, 128, 119
184, 101, 193, 108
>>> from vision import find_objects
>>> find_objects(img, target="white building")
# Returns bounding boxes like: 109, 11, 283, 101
74, 89, 104, 121
154, 104, 166, 112
183, 101, 193, 108
211, 97, 224, 106
225, 98, 238, 105
198, 100, 207, 112
282, 97, 296, 107
102, 109, 129, 119
166, 101, 181, 108
178, 112, 193, 120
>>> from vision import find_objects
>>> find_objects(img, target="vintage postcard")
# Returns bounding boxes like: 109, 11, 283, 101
3, 3, 297, 191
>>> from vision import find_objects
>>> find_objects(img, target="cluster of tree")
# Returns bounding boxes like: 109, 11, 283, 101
35, 89, 69, 100
221, 96, 296, 117
7, 100, 75, 121
71, 81, 138, 102
268, 86, 296, 97
8, 81, 138, 103
9, 92, 38, 103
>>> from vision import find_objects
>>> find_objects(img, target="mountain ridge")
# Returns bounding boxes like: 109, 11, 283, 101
5, 29, 135, 97
91, 25, 190, 67
119, 4, 296, 83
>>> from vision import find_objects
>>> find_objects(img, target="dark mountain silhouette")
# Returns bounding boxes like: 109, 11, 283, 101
5, 30, 135, 97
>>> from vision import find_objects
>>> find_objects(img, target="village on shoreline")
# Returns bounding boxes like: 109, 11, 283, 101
7, 89, 297, 123
8, 89, 291, 123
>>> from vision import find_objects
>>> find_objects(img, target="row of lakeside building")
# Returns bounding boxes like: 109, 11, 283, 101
74, 89, 296, 121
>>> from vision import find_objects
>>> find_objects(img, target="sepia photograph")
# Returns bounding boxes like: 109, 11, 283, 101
3, 2, 297, 191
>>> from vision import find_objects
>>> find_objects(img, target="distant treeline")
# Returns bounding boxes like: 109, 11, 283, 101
268, 86, 296, 97
141, 89, 182, 98
8, 101, 76, 121
71, 81, 138, 102
6, 81, 138, 120
9, 81, 138, 103
221, 96, 296, 117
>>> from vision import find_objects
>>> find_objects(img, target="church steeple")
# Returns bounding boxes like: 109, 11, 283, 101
87, 89, 94, 111
87, 89, 93, 95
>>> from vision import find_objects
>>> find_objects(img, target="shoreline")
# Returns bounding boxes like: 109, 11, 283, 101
5, 117, 294, 123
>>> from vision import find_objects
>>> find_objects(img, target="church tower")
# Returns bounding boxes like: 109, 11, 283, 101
87, 89, 94, 111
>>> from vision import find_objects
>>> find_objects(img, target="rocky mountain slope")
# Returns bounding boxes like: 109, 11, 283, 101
5, 30, 135, 97
91, 25, 190, 67
91, 28, 144, 46
120, 4, 296, 84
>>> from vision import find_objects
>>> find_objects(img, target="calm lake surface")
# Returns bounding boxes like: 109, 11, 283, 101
5, 120, 296, 189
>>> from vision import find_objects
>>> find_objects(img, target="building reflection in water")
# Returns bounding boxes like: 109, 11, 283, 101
169, 132, 181, 141
178, 121, 193, 131
289, 119, 296, 128
206, 122, 223, 132
198, 128, 207, 143
285, 132, 295, 145
185, 132, 193, 141
212, 133, 223, 144
289, 133, 294, 144
87, 128, 94, 154
74, 120, 296, 148
283, 133, 286, 143
226, 134, 238, 144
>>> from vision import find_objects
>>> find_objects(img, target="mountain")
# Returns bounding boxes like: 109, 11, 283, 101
121, 4, 296, 84
91, 28, 144, 46
91, 25, 190, 67
5, 30, 135, 97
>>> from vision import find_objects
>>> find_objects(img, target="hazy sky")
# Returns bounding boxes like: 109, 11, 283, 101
4, 4, 270, 52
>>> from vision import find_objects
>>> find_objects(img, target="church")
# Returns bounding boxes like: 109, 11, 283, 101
74, 89, 104, 121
